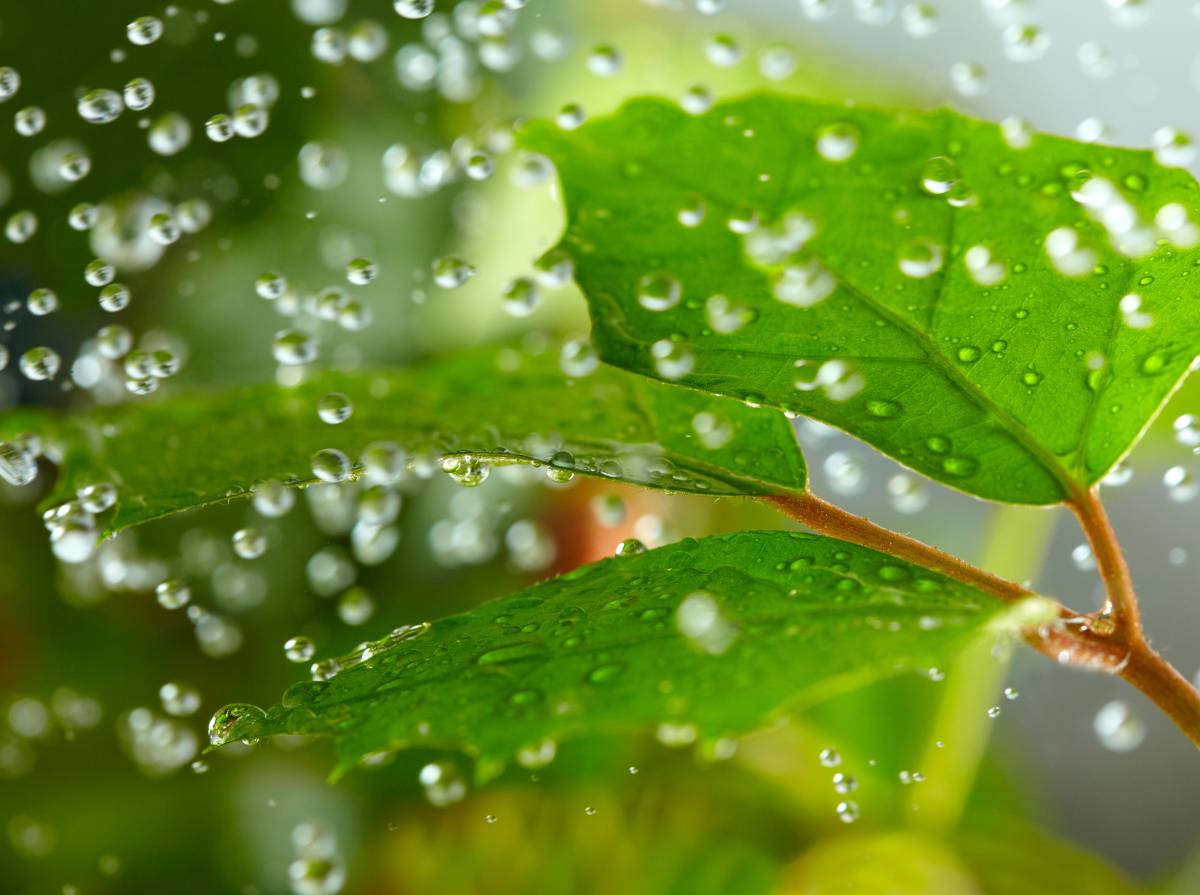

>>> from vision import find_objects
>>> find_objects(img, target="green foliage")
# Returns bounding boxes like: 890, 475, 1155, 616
3, 340, 805, 534
522, 93, 1200, 504
212, 530, 1050, 778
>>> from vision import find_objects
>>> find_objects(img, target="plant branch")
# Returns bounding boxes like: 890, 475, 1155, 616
763, 491, 1030, 604
764, 488, 1200, 750
1067, 485, 1142, 638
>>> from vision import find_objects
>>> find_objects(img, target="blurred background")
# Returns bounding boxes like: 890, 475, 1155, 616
1, 0, 1199, 892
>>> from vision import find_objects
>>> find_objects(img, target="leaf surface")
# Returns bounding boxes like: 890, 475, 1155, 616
210, 530, 1051, 778
0, 341, 805, 534
523, 94, 1200, 504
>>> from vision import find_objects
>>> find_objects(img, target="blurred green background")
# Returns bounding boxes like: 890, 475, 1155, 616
1, 1, 1199, 892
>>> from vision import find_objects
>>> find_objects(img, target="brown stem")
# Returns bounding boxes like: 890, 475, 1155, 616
1121, 642, 1200, 750
764, 488, 1200, 750
1068, 485, 1142, 638
764, 491, 1030, 604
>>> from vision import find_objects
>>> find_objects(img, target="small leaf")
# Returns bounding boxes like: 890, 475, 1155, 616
523, 94, 1200, 504
209, 530, 1050, 779
2, 341, 805, 534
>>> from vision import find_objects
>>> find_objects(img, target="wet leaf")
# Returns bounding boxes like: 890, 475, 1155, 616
211, 530, 1052, 778
2, 340, 805, 534
523, 94, 1200, 504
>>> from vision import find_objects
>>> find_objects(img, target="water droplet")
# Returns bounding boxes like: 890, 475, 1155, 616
207, 702, 267, 746
1093, 700, 1145, 752
815, 121, 860, 162
636, 272, 682, 312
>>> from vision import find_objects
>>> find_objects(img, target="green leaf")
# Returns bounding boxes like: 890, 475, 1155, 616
1, 340, 805, 534
208, 530, 1052, 778
522, 93, 1200, 504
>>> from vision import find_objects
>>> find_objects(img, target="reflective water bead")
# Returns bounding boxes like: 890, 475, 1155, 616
587, 44, 622, 76
636, 272, 682, 312
501, 277, 540, 316
123, 77, 155, 111
148, 113, 192, 155
14, 105, 45, 136
284, 636, 316, 663
680, 84, 714, 115
338, 587, 375, 625
920, 156, 959, 195
232, 104, 268, 138
26, 288, 58, 316
317, 393, 353, 424
615, 538, 646, 556
256, 271, 287, 300
78, 88, 123, 124
419, 761, 467, 806
533, 248, 573, 287
345, 257, 377, 286
559, 337, 598, 378
5, 209, 37, 243
96, 325, 132, 359
253, 479, 295, 517
704, 34, 742, 67
897, 238, 944, 278
232, 527, 268, 559
1173, 414, 1200, 447
1002, 24, 1049, 62
0, 66, 19, 102
159, 681, 201, 717
19, 346, 60, 381
206, 702, 267, 746
98, 283, 131, 312
651, 339, 694, 380
1093, 700, 1144, 751
1164, 466, 1198, 503
818, 747, 841, 768
68, 203, 99, 231
442, 455, 489, 487
84, 258, 115, 286
205, 113, 235, 142
394, 0, 435, 18
432, 256, 475, 288
127, 15, 163, 45
77, 482, 117, 513
556, 103, 586, 130
815, 121, 859, 162
155, 578, 191, 610
312, 448, 352, 483
273, 329, 318, 365
0, 441, 37, 487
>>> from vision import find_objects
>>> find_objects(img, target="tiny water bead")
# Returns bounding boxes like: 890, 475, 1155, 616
1093, 700, 1145, 752
815, 121, 859, 162
312, 448, 353, 483
127, 15, 164, 46
651, 339, 694, 380
26, 288, 58, 316
586, 44, 622, 76
636, 272, 682, 311
78, 88, 123, 124
156, 579, 191, 609
0, 441, 37, 487
159, 682, 201, 717
419, 761, 467, 807
19, 347, 60, 381
232, 527, 268, 559
317, 393, 353, 424
835, 800, 859, 823
442, 454, 490, 487
85, 259, 116, 286
206, 702, 267, 746
99, 283, 131, 312
615, 538, 646, 556
818, 747, 841, 768
432, 256, 475, 288
0, 66, 19, 101
501, 277, 540, 317
285, 636, 316, 663
345, 257, 377, 285
123, 77, 155, 111
14, 105, 46, 136
394, 0, 435, 19
274, 329, 318, 365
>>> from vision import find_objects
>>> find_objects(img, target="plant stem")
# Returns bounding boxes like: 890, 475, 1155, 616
1121, 642, 1200, 750
764, 488, 1200, 750
1068, 485, 1142, 638
763, 491, 1030, 604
